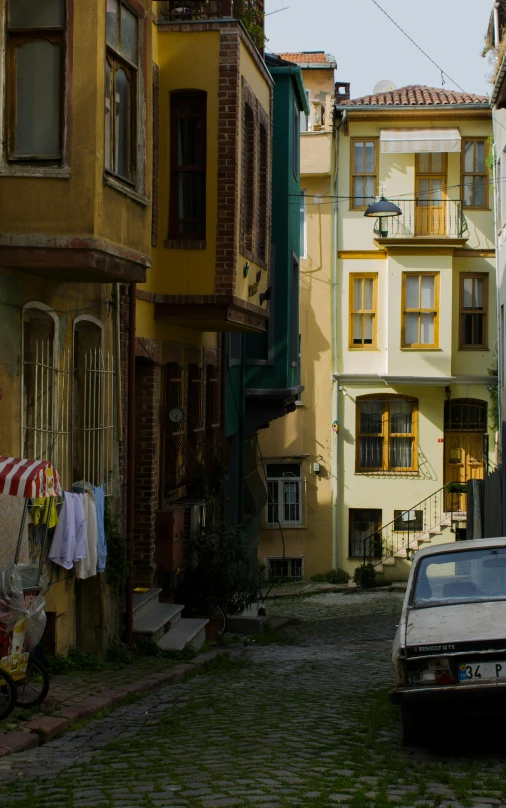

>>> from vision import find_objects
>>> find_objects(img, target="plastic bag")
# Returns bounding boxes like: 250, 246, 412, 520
0, 564, 46, 653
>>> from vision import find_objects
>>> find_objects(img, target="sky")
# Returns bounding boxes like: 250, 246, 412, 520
265, 0, 493, 100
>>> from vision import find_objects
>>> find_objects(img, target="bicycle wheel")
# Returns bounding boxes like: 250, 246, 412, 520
0, 668, 16, 721
14, 655, 50, 708
216, 605, 228, 637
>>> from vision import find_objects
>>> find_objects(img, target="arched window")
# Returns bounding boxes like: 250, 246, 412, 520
73, 318, 112, 488
356, 394, 418, 472
22, 303, 70, 482
444, 399, 487, 432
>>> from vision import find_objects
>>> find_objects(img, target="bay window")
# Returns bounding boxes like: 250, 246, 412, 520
402, 272, 439, 349
169, 90, 207, 239
105, 0, 138, 182
6, 0, 65, 161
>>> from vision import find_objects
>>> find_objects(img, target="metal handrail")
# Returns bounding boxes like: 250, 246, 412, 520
362, 482, 466, 566
373, 198, 469, 239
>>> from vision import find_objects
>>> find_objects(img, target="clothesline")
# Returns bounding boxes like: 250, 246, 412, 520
34, 483, 107, 579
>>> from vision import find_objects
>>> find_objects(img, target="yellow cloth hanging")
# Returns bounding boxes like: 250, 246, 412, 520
32, 497, 59, 528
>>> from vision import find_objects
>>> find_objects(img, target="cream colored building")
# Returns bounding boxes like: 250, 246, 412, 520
335, 84, 496, 581
256, 52, 338, 581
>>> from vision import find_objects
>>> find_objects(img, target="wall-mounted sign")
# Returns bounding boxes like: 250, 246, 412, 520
438, 438, 444, 443
248, 271, 262, 297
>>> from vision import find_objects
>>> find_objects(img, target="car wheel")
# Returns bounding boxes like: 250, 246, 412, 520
401, 705, 424, 745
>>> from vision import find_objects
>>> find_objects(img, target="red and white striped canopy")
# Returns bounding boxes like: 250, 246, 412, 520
0, 457, 62, 498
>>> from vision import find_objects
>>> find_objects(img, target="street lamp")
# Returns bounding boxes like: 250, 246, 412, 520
364, 195, 402, 237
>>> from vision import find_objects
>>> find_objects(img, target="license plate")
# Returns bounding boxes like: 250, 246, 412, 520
459, 662, 506, 682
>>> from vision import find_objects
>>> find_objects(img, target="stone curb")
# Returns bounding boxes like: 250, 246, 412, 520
0, 648, 240, 757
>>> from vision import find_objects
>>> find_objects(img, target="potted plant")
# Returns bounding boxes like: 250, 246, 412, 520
177, 521, 261, 639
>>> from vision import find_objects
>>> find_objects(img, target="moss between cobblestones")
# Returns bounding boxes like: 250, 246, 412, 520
4, 595, 506, 808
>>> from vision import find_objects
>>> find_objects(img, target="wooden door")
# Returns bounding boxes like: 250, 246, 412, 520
444, 432, 484, 512
415, 154, 446, 236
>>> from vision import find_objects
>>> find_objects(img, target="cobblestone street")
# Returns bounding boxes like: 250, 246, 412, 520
2, 591, 506, 808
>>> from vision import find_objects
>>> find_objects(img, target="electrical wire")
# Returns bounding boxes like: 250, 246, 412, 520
370, 0, 466, 93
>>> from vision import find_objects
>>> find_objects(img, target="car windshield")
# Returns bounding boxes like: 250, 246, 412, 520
412, 547, 506, 607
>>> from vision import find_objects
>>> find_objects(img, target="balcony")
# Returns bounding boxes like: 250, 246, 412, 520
158, 0, 265, 51
373, 199, 469, 241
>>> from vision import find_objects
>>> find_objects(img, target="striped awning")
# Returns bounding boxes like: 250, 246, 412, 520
0, 457, 62, 498
380, 129, 461, 154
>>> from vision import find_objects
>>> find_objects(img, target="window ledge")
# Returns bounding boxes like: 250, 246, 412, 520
164, 238, 207, 250
400, 347, 442, 352
263, 524, 306, 530
355, 471, 419, 477
104, 174, 150, 206
0, 166, 70, 179
295, 401, 304, 407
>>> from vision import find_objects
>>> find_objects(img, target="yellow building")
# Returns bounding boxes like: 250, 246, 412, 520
0, 0, 153, 653
131, 2, 272, 588
257, 53, 338, 581
335, 84, 495, 581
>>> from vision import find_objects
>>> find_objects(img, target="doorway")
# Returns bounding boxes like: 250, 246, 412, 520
415, 153, 447, 236
444, 399, 487, 512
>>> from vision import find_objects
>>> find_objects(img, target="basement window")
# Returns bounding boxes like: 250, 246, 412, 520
267, 557, 303, 582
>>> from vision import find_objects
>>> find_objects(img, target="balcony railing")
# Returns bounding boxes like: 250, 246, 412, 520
373, 199, 469, 239
158, 0, 265, 51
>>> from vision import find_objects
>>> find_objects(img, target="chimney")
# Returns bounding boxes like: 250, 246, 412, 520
335, 82, 351, 103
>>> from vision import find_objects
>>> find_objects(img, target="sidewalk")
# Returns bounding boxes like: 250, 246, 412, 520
0, 648, 233, 756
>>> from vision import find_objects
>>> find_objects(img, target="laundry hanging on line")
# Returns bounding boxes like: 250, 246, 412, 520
48, 492, 87, 570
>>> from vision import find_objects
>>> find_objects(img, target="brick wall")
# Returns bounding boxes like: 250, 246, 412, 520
133, 358, 160, 587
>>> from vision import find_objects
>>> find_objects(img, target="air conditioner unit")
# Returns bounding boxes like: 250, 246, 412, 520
181, 497, 213, 540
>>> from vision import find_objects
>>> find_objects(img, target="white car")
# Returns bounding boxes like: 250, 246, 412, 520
390, 538, 506, 744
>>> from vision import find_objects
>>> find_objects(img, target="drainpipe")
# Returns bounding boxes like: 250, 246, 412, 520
115, 284, 123, 441
330, 110, 345, 569
125, 282, 136, 646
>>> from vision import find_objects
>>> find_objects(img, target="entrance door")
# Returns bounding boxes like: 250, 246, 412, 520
444, 400, 487, 513
415, 154, 447, 236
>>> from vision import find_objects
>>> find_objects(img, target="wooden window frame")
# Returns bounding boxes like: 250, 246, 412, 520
5, 5, 66, 163
292, 97, 299, 180
258, 123, 268, 264
401, 272, 439, 350
105, 0, 139, 185
265, 463, 303, 528
350, 137, 378, 211
355, 394, 419, 474
461, 137, 489, 210
168, 90, 207, 240
349, 272, 378, 350
459, 273, 488, 350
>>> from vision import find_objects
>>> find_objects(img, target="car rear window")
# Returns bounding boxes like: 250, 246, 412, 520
413, 547, 506, 607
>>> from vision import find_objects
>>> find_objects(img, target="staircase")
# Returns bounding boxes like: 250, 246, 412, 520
132, 589, 208, 652
362, 484, 467, 582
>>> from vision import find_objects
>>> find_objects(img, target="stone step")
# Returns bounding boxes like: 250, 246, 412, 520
429, 525, 442, 535
382, 556, 396, 566
132, 588, 163, 621
440, 517, 452, 527
157, 618, 208, 652
133, 603, 185, 642
374, 564, 384, 574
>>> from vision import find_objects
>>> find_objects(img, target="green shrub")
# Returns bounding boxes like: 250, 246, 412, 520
353, 563, 376, 589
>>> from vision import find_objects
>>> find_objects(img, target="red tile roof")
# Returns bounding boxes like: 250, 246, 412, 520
278, 51, 336, 67
342, 85, 489, 107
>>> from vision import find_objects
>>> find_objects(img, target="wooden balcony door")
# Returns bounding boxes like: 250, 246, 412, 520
415, 153, 447, 236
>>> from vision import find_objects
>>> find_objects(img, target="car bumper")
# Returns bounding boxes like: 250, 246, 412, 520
389, 680, 506, 705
